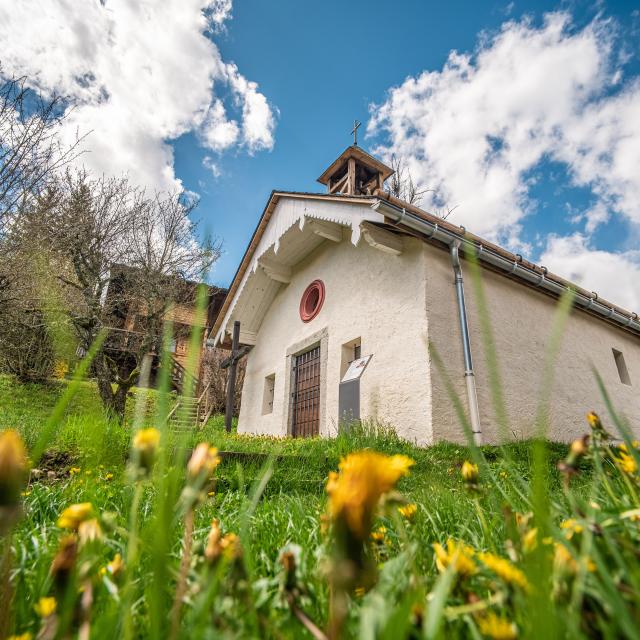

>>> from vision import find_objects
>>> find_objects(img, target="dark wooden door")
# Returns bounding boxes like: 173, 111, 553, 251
291, 346, 321, 437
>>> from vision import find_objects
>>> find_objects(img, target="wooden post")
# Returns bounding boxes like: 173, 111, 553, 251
224, 320, 241, 433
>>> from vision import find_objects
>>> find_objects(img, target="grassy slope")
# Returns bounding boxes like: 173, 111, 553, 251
3, 375, 579, 637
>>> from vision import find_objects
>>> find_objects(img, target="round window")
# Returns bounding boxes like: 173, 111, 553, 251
299, 280, 325, 323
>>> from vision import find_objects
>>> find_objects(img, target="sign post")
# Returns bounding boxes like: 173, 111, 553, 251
338, 354, 372, 430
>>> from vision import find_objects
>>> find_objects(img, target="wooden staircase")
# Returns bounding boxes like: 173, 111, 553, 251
167, 380, 213, 432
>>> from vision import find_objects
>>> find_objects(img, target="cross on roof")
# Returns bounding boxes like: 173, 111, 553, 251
351, 119, 361, 146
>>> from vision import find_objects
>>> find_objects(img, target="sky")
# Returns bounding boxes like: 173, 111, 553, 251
1, 0, 639, 310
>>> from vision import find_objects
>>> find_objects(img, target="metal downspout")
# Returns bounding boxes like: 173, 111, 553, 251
450, 242, 482, 445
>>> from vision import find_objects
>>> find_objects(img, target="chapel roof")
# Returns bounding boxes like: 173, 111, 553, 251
210, 187, 639, 345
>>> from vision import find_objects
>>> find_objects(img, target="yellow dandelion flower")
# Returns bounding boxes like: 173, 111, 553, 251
326, 451, 414, 540
101, 552, 124, 578
522, 528, 538, 553
499, 470, 508, 480
220, 532, 242, 560
615, 451, 638, 475
432, 539, 476, 576
478, 552, 529, 591
7, 632, 33, 640
0, 429, 29, 507
187, 443, 220, 479
587, 411, 601, 430
560, 519, 583, 539
205, 519, 222, 563
371, 526, 387, 543
398, 503, 417, 519
461, 461, 479, 484
57, 503, 93, 530
69, 467, 81, 476
105, 473, 114, 481
132, 428, 160, 474
476, 611, 517, 640
570, 437, 588, 456
34, 596, 57, 618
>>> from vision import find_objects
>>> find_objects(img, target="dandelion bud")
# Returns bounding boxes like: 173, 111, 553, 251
0, 429, 29, 507
187, 443, 220, 480
204, 519, 222, 563
570, 436, 589, 457
132, 428, 160, 475
51, 535, 78, 588
78, 518, 103, 545
34, 596, 57, 618
57, 503, 93, 530
461, 461, 479, 487
587, 411, 601, 431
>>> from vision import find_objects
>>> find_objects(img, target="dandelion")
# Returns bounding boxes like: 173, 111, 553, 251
132, 427, 160, 475
432, 539, 476, 577
326, 451, 414, 540
0, 429, 28, 507
371, 526, 386, 543
398, 503, 417, 519
476, 611, 517, 640
478, 551, 530, 591
105, 472, 114, 481
100, 552, 124, 578
69, 467, 81, 476
560, 519, 583, 539
499, 470, 508, 480
461, 461, 479, 484
187, 443, 220, 479
57, 502, 93, 530
614, 450, 638, 475
570, 437, 588, 456
220, 533, 242, 560
522, 528, 538, 553
586, 411, 601, 431
7, 633, 33, 640
34, 596, 57, 618
204, 519, 222, 563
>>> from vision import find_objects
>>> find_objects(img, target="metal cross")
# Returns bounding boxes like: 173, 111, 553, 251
351, 120, 361, 146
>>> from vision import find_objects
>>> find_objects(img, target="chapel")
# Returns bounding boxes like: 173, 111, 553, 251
210, 143, 640, 444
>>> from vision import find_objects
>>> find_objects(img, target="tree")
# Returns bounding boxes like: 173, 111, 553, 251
385, 154, 458, 219
0, 71, 82, 233
48, 171, 219, 420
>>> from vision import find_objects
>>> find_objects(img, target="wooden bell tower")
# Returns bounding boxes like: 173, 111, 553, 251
317, 130, 394, 197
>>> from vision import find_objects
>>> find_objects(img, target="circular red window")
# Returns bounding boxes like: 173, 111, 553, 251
300, 280, 325, 323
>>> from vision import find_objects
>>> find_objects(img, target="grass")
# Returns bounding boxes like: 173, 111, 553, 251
1, 369, 639, 639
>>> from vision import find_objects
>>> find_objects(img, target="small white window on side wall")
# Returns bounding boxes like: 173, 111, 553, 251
612, 348, 631, 386
262, 374, 276, 414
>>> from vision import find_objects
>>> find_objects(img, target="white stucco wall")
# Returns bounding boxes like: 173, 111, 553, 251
425, 244, 640, 443
237, 232, 434, 444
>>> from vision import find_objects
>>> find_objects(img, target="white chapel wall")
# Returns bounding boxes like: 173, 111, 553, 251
424, 244, 640, 443
237, 233, 434, 444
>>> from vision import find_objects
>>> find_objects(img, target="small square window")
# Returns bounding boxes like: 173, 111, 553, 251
262, 374, 276, 414
613, 349, 631, 386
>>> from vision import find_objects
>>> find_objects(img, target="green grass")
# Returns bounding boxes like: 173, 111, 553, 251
2, 373, 639, 639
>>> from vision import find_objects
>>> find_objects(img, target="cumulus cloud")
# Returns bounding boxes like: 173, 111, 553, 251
368, 12, 640, 242
0, 0, 275, 191
541, 234, 640, 312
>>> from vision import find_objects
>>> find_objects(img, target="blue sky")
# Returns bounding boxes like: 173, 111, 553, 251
2, 0, 639, 308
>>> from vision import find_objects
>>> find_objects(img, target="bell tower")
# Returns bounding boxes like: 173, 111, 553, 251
317, 123, 394, 196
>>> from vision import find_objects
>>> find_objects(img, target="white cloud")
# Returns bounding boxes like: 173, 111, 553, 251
541, 234, 640, 312
0, 0, 275, 191
202, 155, 221, 178
368, 12, 640, 242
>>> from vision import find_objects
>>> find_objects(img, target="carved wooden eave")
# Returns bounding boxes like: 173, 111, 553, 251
212, 192, 381, 347
361, 221, 404, 256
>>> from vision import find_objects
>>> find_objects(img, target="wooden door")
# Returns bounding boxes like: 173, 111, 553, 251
291, 345, 321, 437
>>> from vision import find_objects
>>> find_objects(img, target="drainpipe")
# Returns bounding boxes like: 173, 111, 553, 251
450, 242, 482, 445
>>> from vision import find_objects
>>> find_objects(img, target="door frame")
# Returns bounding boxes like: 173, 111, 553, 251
283, 327, 328, 437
